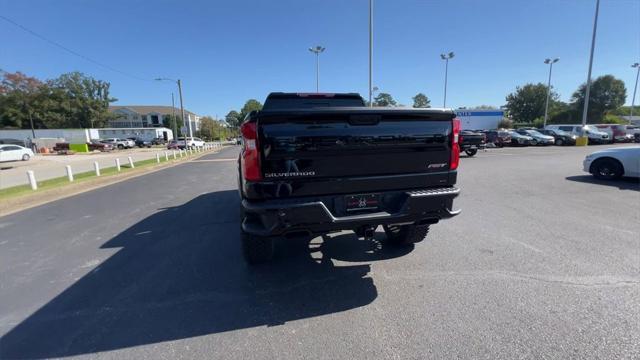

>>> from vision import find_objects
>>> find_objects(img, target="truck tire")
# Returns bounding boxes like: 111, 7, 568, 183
383, 224, 430, 246
118, 144, 124, 149
241, 231, 274, 264
465, 148, 478, 157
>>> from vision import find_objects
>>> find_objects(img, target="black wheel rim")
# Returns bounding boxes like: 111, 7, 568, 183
598, 166, 614, 178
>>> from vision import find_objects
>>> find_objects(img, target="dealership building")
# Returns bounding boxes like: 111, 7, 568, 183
455, 109, 504, 130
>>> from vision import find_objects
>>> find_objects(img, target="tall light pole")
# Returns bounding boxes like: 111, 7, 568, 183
308, 46, 325, 93
543, 58, 559, 128
440, 52, 455, 108
369, 0, 373, 107
630, 63, 640, 124
580, 0, 600, 130
156, 78, 191, 139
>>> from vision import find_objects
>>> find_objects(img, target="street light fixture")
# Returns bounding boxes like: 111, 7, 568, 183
543, 58, 559, 128
155, 77, 191, 140
308, 46, 325, 93
369, 0, 373, 107
440, 52, 455, 108
630, 63, 640, 124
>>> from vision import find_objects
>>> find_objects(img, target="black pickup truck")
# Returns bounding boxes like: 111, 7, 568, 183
238, 93, 461, 263
459, 130, 486, 156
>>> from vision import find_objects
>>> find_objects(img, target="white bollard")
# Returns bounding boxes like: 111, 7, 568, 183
65, 165, 74, 182
115, 158, 121, 171
94, 162, 101, 176
156, 153, 161, 163
164, 151, 169, 161
128, 156, 135, 168
179, 149, 183, 158
26, 170, 37, 190
189, 148, 193, 155
173, 150, 177, 159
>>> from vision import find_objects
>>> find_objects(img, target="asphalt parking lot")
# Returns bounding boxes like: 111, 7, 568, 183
0, 144, 638, 359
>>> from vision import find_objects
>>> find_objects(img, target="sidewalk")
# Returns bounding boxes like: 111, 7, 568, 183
0, 147, 205, 189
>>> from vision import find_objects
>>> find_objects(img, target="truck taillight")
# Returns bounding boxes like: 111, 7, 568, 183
240, 122, 261, 181
450, 118, 461, 170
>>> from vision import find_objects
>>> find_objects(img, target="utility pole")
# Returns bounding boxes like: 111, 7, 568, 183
581, 0, 600, 130
369, 0, 373, 107
177, 79, 191, 139
308, 46, 325, 92
543, 58, 559, 128
440, 52, 455, 108
630, 63, 640, 124
156, 78, 191, 140
171, 92, 177, 138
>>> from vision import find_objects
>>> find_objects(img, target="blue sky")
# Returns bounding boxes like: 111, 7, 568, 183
2, 0, 639, 117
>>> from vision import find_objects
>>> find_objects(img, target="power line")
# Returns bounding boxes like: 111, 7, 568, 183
0, 15, 152, 81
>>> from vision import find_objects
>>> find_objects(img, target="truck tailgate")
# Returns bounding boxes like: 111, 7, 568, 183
252, 109, 455, 198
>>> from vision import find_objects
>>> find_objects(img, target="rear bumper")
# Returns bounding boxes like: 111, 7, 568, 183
241, 187, 461, 237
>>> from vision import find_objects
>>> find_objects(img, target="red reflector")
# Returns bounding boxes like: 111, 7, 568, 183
240, 122, 261, 181
450, 118, 461, 170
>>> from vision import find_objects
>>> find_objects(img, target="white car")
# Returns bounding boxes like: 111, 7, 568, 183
0, 144, 35, 162
583, 146, 640, 180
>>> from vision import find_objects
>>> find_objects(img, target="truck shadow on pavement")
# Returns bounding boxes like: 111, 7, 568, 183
0, 190, 412, 359
565, 175, 640, 191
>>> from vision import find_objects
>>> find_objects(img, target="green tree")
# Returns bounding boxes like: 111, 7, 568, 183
571, 75, 627, 123
470, 105, 497, 110
49, 72, 117, 128
225, 110, 241, 128
238, 99, 263, 121
373, 92, 397, 107
0, 71, 48, 129
497, 118, 513, 129
505, 83, 558, 124
198, 116, 230, 140
412, 93, 431, 108
162, 114, 183, 135
1, 71, 117, 129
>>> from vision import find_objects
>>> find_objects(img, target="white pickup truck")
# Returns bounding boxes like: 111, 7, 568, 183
177, 137, 205, 148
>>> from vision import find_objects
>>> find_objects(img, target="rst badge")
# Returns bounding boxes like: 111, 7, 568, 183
427, 163, 447, 169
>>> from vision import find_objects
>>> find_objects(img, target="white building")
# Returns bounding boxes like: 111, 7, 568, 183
455, 109, 505, 130
109, 105, 201, 134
